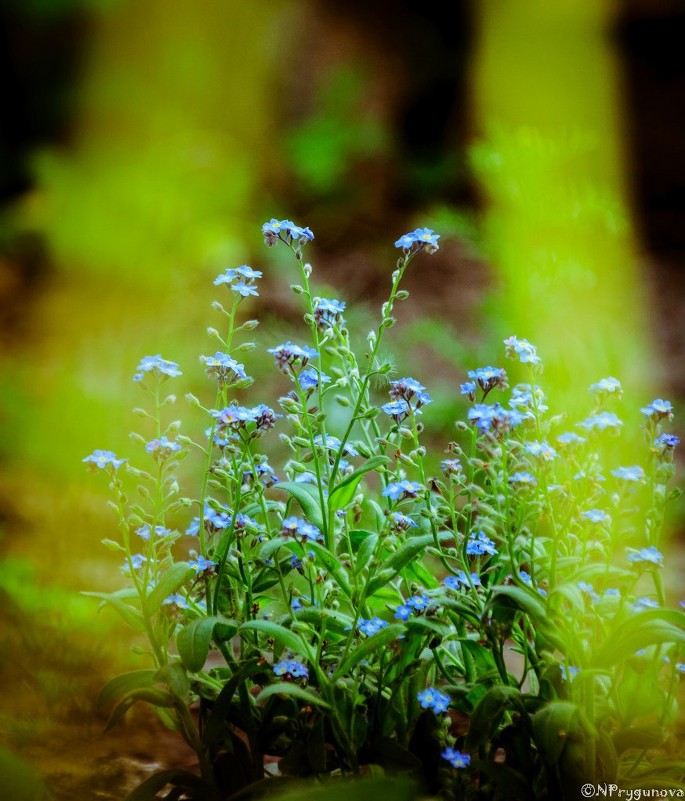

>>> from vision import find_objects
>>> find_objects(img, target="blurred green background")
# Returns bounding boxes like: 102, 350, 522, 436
1, 0, 684, 797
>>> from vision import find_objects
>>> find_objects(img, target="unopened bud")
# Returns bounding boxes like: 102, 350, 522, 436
185, 393, 201, 407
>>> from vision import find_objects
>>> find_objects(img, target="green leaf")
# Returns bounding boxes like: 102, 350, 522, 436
366, 532, 451, 596
155, 663, 190, 700
293, 606, 355, 635
349, 529, 376, 550
593, 616, 685, 667
97, 669, 157, 710
145, 562, 194, 615
277, 482, 324, 530
105, 688, 177, 732
305, 541, 352, 596
486, 585, 547, 626
354, 533, 378, 575
329, 456, 389, 512
83, 590, 145, 632
531, 701, 580, 766
176, 615, 237, 673
239, 619, 314, 662
201, 660, 264, 749
123, 769, 210, 801
256, 682, 332, 710
466, 685, 527, 750
334, 624, 405, 678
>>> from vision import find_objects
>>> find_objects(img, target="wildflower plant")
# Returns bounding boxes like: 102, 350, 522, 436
84, 220, 685, 801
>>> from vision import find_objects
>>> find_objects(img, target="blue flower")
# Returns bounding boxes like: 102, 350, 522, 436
634, 597, 659, 611
467, 366, 508, 394
417, 687, 451, 713
245, 461, 279, 487
503, 336, 541, 365
268, 341, 318, 372
444, 571, 481, 590
612, 465, 645, 483
232, 280, 259, 298
640, 398, 674, 423
560, 665, 579, 682
627, 546, 663, 567
654, 433, 680, 451
604, 588, 620, 598
510, 384, 548, 416
133, 354, 182, 382
441, 458, 462, 477
525, 441, 558, 462
407, 593, 432, 611
557, 431, 586, 446
201, 352, 248, 383
394, 604, 413, 621
273, 658, 309, 679
582, 509, 610, 524
262, 219, 314, 247
129, 554, 147, 570
468, 403, 523, 434
382, 480, 423, 501
589, 376, 622, 398
314, 298, 346, 329
299, 368, 331, 391
441, 748, 470, 769
466, 531, 497, 556
578, 411, 623, 432
313, 434, 359, 457
460, 381, 477, 400
382, 399, 411, 423
281, 516, 323, 543
136, 524, 171, 540
190, 556, 217, 574
394, 227, 440, 254
578, 581, 599, 602
508, 471, 537, 488
146, 436, 182, 460
185, 518, 200, 537
162, 593, 188, 609
83, 450, 126, 470
358, 617, 389, 636
388, 512, 418, 532
214, 265, 262, 285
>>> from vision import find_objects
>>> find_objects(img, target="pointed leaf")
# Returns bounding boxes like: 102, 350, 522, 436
256, 682, 331, 709
123, 769, 209, 801
366, 532, 451, 596
84, 591, 145, 631
105, 688, 177, 732
278, 482, 324, 530
176, 615, 237, 673
145, 562, 194, 615
97, 669, 157, 709
466, 685, 527, 750
532, 701, 580, 765
329, 456, 389, 512
334, 624, 405, 678
239, 619, 314, 662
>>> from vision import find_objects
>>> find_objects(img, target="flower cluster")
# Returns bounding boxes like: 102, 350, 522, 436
214, 265, 262, 298
133, 354, 182, 382
262, 219, 314, 248
394, 227, 440, 254
268, 341, 318, 372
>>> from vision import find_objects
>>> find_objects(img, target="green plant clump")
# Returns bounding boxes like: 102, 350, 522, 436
84, 219, 685, 801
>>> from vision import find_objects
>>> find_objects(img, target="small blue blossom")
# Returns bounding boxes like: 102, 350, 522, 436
466, 531, 497, 556
262, 219, 314, 247
200, 352, 248, 384
136, 524, 171, 540
162, 593, 188, 609
291, 597, 303, 611
313, 434, 359, 457
280, 516, 323, 543
190, 556, 217, 574
460, 381, 477, 400
185, 518, 200, 537
518, 571, 532, 586
509, 384, 548, 416
382, 400, 411, 423
676, 663, 685, 674
503, 336, 541, 365
394, 227, 440, 254
83, 450, 126, 470
441, 748, 470, 769
582, 509, 610, 524
441, 458, 462, 477
578, 581, 599, 602
417, 688, 451, 713
133, 355, 182, 382
246, 460, 279, 487
388, 512, 418, 531
214, 265, 262, 286
129, 554, 147, 570
394, 604, 413, 621
467, 366, 508, 394
557, 431, 586, 446
299, 368, 331, 391
654, 433, 680, 451
314, 298, 346, 329
358, 617, 389, 636
560, 665, 579, 682
640, 399, 674, 423
508, 471, 537, 489
232, 280, 259, 298
468, 403, 523, 434
406, 593, 432, 612
589, 377, 622, 398
627, 546, 664, 567
382, 479, 424, 501
634, 597, 659, 611
525, 441, 558, 462
273, 658, 309, 679
578, 411, 623, 433
146, 436, 182, 460
604, 588, 621, 598
268, 341, 318, 372
612, 465, 646, 483
444, 571, 481, 590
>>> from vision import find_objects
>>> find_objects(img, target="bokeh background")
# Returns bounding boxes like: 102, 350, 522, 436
1, 0, 684, 798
